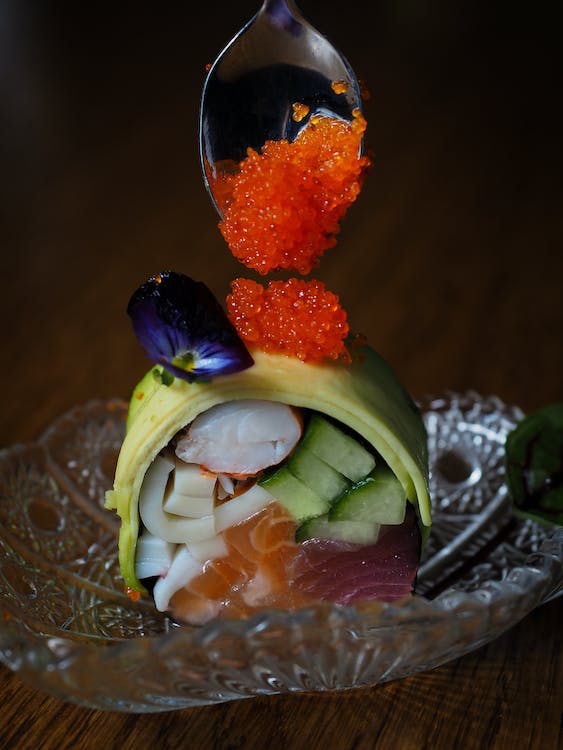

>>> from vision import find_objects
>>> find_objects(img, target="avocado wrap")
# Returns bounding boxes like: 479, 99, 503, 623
106, 343, 430, 620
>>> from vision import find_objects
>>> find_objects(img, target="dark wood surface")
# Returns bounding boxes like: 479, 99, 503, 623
1, 3, 561, 748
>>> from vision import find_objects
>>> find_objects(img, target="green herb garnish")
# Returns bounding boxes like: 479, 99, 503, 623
152, 367, 175, 387
505, 403, 563, 526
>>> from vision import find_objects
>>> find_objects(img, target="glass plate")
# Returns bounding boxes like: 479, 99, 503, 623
0, 393, 561, 712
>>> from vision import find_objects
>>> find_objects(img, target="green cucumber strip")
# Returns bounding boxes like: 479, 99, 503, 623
259, 467, 329, 522
300, 414, 376, 482
287, 446, 350, 503
295, 515, 380, 545
329, 466, 406, 525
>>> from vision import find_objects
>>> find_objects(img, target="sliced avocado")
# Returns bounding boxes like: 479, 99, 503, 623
126, 368, 163, 431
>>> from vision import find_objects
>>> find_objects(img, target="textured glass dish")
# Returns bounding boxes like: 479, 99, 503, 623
0, 393, 561, 712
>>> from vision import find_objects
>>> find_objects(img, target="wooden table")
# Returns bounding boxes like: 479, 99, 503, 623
1, 3, 561, 748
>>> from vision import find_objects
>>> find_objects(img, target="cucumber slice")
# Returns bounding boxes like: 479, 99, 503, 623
259, 466, 329, 521
330, 466, 406, 525
300, 414, 376, 482
287, 447, 350, 503
296, 515, 380, 545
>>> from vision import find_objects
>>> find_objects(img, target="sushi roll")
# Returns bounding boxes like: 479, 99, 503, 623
106, 273, 430, 625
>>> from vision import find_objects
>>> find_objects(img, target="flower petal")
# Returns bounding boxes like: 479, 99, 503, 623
127, 272, 254, 382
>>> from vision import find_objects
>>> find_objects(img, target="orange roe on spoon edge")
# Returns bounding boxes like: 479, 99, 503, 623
331, 79, 349, 94
292, 102, 310, 122
218, 111, 371, 275
227, 278, 350, 362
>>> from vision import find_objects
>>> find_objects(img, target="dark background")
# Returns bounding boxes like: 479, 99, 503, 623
1, 1, 562, 446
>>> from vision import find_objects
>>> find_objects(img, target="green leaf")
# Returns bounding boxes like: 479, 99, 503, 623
505, 403, 563, 526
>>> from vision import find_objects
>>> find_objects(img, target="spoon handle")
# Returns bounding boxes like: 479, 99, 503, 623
262, 0, 304, 30
262, 0, 295, 12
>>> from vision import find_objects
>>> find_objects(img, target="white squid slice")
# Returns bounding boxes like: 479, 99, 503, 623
139, 455, 216, 543
135, 532, 176, 580
153, 545, 203, 612
163, 492, 215, 519
217, 474, 235, 496
214, 484, 275, 532
188, 534, 229, 562
175, 400, 302, 475
162, 460, 216, 518
171, 459, 216, 497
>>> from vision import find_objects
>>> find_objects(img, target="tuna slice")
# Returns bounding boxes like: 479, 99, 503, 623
290, 505, 421, 604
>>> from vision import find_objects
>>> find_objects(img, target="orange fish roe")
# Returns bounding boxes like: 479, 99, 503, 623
125, 586, 141, 602
227, 277, 350, 362
331, 79, 349, 94
218, 112, 371, 275
292, 102, 310, 122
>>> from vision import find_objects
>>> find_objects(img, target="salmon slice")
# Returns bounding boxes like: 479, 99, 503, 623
169, 502, 309, 623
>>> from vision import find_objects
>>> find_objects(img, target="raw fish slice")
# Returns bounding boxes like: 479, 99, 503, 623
168, 589, 222, 626
169, 504, 307, 623
188, 557, 249, 600
290, 506, 421, 604
235, 506, 296, 557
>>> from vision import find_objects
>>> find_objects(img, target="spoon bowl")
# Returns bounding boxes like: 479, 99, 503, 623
199, 0, 363, 216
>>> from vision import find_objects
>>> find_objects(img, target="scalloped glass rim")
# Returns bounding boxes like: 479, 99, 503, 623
0, 392, 561, 712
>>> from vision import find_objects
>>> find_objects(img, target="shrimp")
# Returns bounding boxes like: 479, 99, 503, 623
175, 399, 302, 475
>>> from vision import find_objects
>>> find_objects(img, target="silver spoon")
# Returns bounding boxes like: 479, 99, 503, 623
199, 0, 363, 216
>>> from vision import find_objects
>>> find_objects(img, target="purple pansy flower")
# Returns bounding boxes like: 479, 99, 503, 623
127, 271, 254, 383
